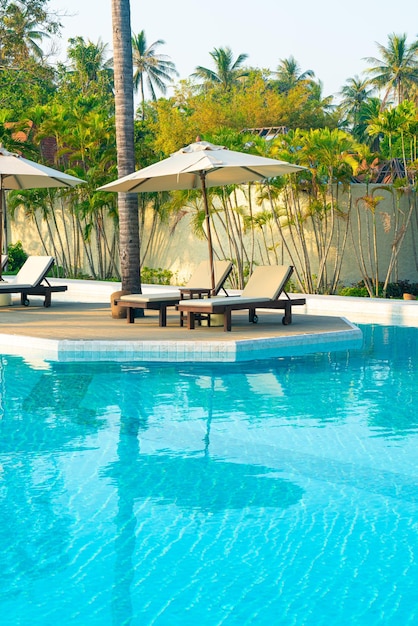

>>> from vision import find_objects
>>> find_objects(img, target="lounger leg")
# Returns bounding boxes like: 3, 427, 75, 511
159, 306, 167, 327
187, 312, 196, 330
44, 291, 52, 307
282, 303, 292, 325
127, 307, 135, 324
224, 310, 232, 332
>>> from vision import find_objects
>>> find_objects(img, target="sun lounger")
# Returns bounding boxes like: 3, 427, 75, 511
177, 265, 306, 332
0, 255, 67, 307
116, 260, 233, 326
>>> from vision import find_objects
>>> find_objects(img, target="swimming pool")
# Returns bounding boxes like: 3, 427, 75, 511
1, 323, 417, 625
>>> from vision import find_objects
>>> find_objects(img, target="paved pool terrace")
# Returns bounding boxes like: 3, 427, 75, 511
0, 278, 417, 362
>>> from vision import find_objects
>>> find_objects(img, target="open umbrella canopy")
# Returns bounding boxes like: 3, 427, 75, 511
98, 140, 305, 193
0, 146, 86, 277
98, 140, 305, 292
0, 145, 86, 189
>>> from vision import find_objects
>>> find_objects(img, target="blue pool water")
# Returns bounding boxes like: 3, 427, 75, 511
0, 324, 418, 625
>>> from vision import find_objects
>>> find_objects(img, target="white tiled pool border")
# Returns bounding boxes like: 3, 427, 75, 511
0, 320, 363, 362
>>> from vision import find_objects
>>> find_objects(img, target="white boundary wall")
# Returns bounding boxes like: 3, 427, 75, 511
7, 183, 418, 287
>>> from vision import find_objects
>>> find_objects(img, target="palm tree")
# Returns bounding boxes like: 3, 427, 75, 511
192, 46, 249, 91
363, 33, 418, 105
132, 30, 178, 120
339, 75, 373, 128
367, 101, 416, 163
273, 56, 315, 93
111, 0, 140, 293
68, 37, 112, 82
1, 1, 50, 62
342, 96, 381, 148
67, 37, 113, 95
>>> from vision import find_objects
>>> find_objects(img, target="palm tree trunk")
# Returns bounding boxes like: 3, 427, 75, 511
111, 0, 141, 293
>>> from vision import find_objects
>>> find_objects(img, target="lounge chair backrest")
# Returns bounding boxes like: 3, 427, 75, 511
1, 254, 7, 270
10, 256, 54, 286
242, 265, 293, 300
185, 260, 233, 293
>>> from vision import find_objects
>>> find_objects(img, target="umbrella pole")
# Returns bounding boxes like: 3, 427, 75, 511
199, 172, 216, 294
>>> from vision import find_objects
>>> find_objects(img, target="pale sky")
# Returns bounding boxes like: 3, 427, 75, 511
48, 0, 418, 101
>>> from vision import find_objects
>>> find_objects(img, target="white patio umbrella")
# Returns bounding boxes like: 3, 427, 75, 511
98, 140, 305, 292
0, 145, 86, 279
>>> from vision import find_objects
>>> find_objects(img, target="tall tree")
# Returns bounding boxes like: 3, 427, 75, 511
0, 0, 59, 64
111, 0, 140, 293
339, 75, 372, 128
366, 101, 416, 163
273, 56, 315, 93
67, 36, 113, 94
363, 33, 418, 105
192, 46, 249, 91
132, 30, 178, 120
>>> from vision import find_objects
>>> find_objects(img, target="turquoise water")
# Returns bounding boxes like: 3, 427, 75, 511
0, 324, 417, 625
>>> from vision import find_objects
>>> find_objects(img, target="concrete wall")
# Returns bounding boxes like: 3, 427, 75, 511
6, 183, 418, 287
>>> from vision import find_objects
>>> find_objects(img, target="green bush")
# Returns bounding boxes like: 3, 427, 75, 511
6, 241, 28, 273
141, 266, 174, 285
338, 279, 418, 298
386, 280, 418, 298
338, 286, 370, 297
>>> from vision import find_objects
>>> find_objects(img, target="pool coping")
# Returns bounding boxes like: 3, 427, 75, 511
0, 319, 363, 362
1, 278, 417, 362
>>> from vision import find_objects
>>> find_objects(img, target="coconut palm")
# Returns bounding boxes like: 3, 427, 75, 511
348, 96, 382, 147
68, 37, 112, 83
111, 0, 141, 293
367, 101, 416, 164
192, 46, 249, 91
339, 75, 373, 127
273, 56, 315, 93
363, 33, 418, 105
67, 37, 113, 96
1, 1, 50, 62
132, 30, 178, 120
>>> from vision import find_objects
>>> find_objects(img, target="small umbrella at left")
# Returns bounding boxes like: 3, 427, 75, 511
0, 145, 86, 279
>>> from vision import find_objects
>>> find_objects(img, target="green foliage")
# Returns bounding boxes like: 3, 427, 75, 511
338, 285, 370, 297
141, 266, 174, 285
338, 280, 418, 298
386, 280, 418, 298
6, 240, 27, 272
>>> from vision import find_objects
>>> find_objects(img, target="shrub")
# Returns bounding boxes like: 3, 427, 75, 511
338, 279, 418, 298
386, 280, 418, 298
338, 286, 370, 297
141, 266, 174, 285
6, 241, 28, 273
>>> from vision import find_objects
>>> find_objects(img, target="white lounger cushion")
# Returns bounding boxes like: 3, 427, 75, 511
179, 296, 271, 308
4, 255, 54, 287
181, 265, 292, 307
241, 265, 291, 299
185, 260, 232, 290
119, 292, 180, 303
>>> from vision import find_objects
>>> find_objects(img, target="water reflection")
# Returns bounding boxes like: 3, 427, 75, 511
0, 326, 417, 623
0, 357, 106, 602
